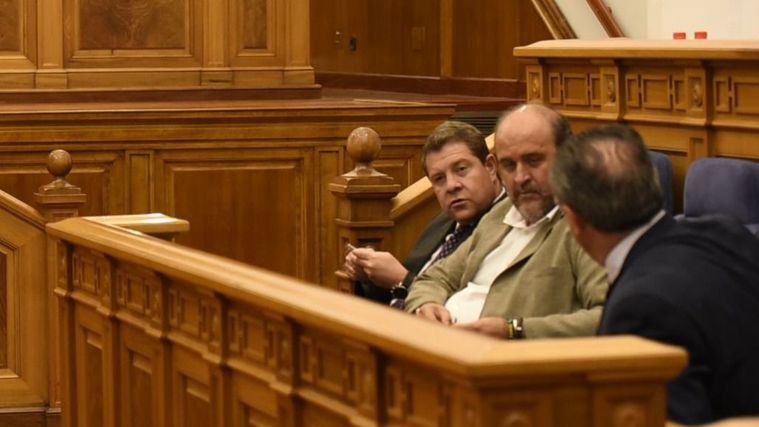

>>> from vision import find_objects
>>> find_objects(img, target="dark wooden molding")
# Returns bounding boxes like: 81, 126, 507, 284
316, 71, 524, 100
529, 0, 577, 39
0, 86, 322, 105
586, 0, 625, 37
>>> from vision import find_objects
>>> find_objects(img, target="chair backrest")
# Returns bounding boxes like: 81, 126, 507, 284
683, 157, 759, 235
649, 150, 674, 214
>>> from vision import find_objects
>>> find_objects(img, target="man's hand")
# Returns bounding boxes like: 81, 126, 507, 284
416, 303, 454, 325
453, 317, 509, 338
344, 247, 408, 288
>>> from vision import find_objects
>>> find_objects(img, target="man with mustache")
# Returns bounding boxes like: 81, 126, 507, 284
344, 121, 504, 307
405, 103, 608, 339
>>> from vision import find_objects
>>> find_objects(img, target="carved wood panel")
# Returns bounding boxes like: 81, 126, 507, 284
64, 0, 202, 68
78, 0, 186, 50
0, 0, 21, 52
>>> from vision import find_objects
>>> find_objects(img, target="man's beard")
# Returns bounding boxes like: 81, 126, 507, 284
510, 184, 555, 224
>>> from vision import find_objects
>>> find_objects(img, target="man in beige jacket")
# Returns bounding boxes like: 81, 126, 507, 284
405, 103, 607, 339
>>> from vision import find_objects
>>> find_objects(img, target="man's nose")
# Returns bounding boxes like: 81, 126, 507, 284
445, 173, 463, 192
514, 163, 532, 184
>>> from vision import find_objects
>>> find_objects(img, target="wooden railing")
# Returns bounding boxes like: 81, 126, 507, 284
514, 39, 759, 211
48, 213, 686, 427
0, 150, 190, 425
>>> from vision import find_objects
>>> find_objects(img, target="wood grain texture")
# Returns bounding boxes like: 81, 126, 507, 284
0, 0, 313, 88
0, 98, 451, 286
0, 0, 21, 51
78, 0, 185, 50
48, 216, 687, 427
242, 0, 267, 49
311, 0, 552, 93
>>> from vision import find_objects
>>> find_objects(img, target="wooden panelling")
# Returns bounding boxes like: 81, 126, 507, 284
311, 0, 552, 92
0, 0, 313, 88
0, 100, 450, 286
77, 0, 186, 50
0, 0, 21, 51
48, 216, 687, 427
452, 0, 552, 80
515, 40, 759, 209
0, 251, 5, 369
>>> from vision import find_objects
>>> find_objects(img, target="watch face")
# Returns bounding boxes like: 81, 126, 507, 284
391, 286, 408, 299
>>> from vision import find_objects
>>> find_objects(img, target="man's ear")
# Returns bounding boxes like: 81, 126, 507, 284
559, 203, 584, 239
485, 153, 497, 175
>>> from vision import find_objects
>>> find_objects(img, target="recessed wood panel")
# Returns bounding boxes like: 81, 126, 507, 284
563, 73, 589, 106
641, 75, 672, 110
121, 324, 163, 427
0, 0, 20, 51
233, 375, 278, 426
733, 77, 759, 114
242, 0, 268, 49
78, 0, 186, 50
75, 311, 105, 427
163, 154, 308, 278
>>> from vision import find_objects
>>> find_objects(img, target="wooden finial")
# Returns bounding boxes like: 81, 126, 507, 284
34, 149, 87, 222
43, 149, 76, 191
346, 127, 381, 174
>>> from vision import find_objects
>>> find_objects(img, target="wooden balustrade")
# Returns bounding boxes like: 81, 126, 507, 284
48, 213, 686, 427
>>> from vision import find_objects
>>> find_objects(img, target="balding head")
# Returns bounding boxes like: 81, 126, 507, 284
493, 103, 571, 224
550, 124, 663, 232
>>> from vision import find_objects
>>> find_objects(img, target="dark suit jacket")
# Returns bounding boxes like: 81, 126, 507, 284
356, 212, 454, 304
598, 215, 759, 424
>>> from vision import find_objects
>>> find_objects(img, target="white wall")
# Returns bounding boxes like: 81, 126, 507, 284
646, 0, 759, 39
561, 0, 759, 40
554, 0, 606, 39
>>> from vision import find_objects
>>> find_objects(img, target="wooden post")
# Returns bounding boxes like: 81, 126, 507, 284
34, 149, 86, 426
34, 149, 87, 222
329, 127, 401, 294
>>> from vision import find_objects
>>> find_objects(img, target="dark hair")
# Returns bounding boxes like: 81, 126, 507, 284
549, 124, 663, 232
495, 102, 573, 148
422, 121, 488, 175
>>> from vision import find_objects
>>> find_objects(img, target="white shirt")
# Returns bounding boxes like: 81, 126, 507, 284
605, 210, 666, 284
444, 204, 560, 324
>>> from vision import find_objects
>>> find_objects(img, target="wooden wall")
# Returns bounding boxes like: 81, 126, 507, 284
311, 0, 553, 95
0, 100, 452, 289
0, 0, 313, 89
515, 39, 759, 212
48, 215, 687, 427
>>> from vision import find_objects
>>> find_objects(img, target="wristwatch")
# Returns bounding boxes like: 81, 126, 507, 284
506, 317, 524, 339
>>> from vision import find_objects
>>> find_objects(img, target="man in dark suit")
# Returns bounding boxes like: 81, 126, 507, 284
550, 124, 759, 424
343, 120, 503, 305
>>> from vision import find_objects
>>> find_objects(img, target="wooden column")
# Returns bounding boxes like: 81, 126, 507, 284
329, 127, 400, 293
34, 149, 86, 424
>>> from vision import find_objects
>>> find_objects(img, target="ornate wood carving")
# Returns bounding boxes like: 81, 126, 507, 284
48, 213, 686, 427
514, 40, 759, 210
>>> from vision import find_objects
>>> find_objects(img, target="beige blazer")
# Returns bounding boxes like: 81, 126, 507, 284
405, 198, 608, 338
